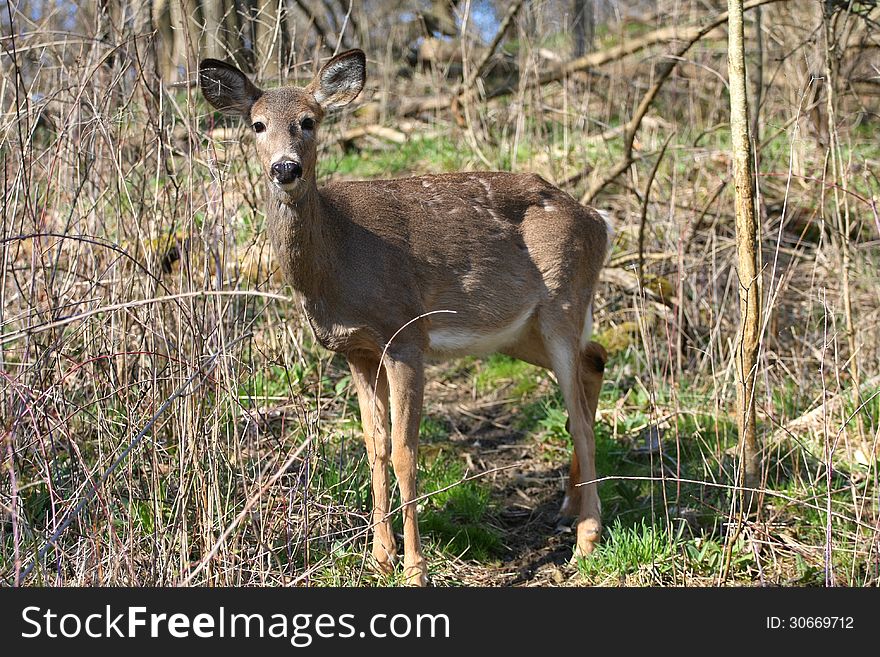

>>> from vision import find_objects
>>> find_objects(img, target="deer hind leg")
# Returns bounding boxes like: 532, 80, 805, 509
348, 354, 397, 573
560, 341, 607, 519
543, 327, 602, 558
384, 351, 429, 586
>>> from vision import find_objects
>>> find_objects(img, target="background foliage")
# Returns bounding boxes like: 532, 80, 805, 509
1, 0, 878, 586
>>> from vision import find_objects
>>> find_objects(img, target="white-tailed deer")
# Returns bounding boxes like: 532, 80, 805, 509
200, 50, 611, 586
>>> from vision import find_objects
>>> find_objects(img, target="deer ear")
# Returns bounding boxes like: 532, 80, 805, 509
199, 59, 262, 117
307, 50, 365, 111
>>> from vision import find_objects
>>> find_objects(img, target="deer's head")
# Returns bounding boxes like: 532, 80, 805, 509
199, 50, 366, 202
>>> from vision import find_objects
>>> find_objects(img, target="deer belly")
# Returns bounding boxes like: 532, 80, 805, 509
427, 305, 535, 357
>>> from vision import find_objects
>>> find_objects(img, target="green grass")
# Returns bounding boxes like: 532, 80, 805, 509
420, 415, 451, 442
417, 451, 502, 561
576, 519, 755, 583
241, 363, 296, 401
304, 412, 501, 581
473, 353, 543, 397
320, 134, 469, 179
576, 519, 678, 580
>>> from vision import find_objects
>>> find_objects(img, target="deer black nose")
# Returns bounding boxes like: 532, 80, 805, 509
271, 160, 302, 184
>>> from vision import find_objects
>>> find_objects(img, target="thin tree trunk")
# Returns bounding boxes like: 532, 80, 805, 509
293, 0, 330, 50
255, 0, 282, 78
132, 0, 159, 87
225, 0, 247, 69
202, 0, 226, 60
572, 0, 594, 58
727, 0, 762, 504
152, 0, 176, 81
169, 0, 201, 75
822, 8, 862, 441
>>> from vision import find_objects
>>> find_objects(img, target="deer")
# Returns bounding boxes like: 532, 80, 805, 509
199, 50, 612, 586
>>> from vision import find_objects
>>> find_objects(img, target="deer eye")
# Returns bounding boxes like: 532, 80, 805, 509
300, 117, 315, 131
252, 121, 266, 133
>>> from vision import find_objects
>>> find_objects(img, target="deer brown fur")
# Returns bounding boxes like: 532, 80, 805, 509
200, 50, 611, 586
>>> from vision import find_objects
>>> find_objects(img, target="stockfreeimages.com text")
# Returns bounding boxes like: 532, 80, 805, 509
21, 605, 450, 646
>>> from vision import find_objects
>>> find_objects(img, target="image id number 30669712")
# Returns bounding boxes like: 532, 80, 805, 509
766, 617, 854, 630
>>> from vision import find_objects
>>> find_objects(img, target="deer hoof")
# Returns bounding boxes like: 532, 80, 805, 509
372, 544, 398, 575
572, 519, 601, 560
403, 561, 429, 587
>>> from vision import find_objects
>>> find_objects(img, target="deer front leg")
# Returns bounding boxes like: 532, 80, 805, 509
348, 355, 397, 573
384, 352, 428, 586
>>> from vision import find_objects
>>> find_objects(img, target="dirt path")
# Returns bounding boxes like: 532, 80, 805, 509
424, 370, 585, 586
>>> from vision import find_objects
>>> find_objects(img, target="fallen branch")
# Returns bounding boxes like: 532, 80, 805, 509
340, 124, 407, 145
403, 0, 788, 132
767, 375, 880, 448
578, 0, 788, 204
489, 0, 787, 101
600, 266, 676, 311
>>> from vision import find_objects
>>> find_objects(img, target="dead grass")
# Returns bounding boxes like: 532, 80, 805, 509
1, 1, 878, 587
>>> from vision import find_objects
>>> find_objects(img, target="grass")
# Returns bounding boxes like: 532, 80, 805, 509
288, 415, 501, 584
576, 519, 678, 582
320, 134, 470, 179
473, 353, 543, 398
417, 451, 502, 562
2, 2, 879, 588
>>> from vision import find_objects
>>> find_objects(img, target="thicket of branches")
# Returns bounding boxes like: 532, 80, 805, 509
2, 1, 878, 586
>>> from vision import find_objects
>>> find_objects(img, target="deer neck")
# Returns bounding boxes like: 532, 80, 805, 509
266, 179, 337, 300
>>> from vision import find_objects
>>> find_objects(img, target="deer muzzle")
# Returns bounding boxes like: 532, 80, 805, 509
270, 159, 303, 186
